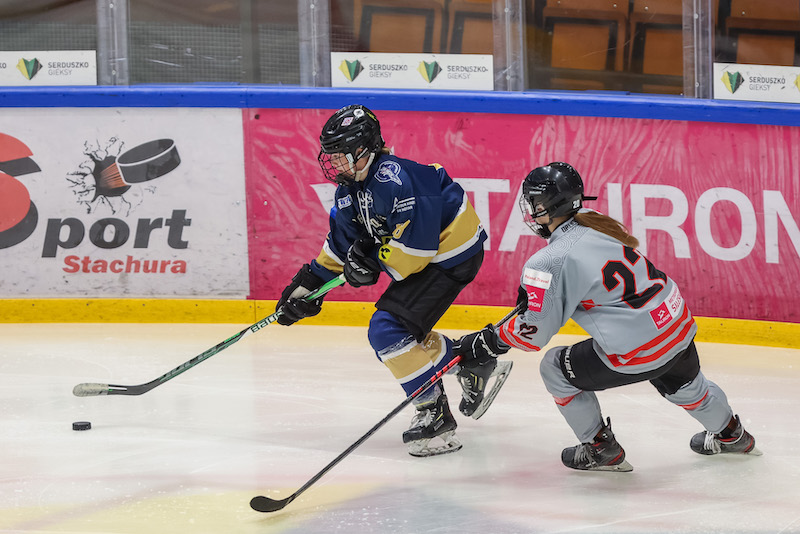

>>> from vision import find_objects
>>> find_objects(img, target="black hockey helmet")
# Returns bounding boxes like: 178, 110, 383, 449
519, 162, 597, 238
318, 104, 385, 184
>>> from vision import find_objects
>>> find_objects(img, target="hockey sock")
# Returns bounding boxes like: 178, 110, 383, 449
718, 415, 739, 439
413, 381, 442, 407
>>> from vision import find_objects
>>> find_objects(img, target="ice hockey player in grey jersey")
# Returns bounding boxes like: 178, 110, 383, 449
453, 161, 761, 471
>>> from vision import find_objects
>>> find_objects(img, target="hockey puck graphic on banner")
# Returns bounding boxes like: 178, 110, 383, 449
72, 421, 92, 431
117, 139, 181, 184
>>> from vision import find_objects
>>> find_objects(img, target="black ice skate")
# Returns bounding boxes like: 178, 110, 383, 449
561, 418, 633, 472
457, 359, 513, 419
690, 415, 762, 456
402, 391, 462, 457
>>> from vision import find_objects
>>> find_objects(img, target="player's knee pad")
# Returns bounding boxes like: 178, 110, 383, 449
368, 310, 413, 356
662, 370, 710, 407
368, 310, 449, 383
420, 331, 450, 367
540, 346, 575, 397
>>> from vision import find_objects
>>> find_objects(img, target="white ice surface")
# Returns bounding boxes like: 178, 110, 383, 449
0, 323, 798, 534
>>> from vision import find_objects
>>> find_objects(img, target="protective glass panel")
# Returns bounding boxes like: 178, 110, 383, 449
0, 0, 97, 53
526, 0, 686, 95
331, 0, 495, 55
715, 0, 800, 67
128, 0, 299, 84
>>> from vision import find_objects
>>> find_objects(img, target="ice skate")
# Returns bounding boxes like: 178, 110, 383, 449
690, 415, 762, 456
402, 391, 462, 457
457, 359, 513, 419
561, 418, 633, 472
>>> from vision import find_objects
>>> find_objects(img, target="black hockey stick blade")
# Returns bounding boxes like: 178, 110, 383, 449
248, 355, 460, 513
72, 275, 346, 397
249, 304, 523, 513
250, 495, 295, 513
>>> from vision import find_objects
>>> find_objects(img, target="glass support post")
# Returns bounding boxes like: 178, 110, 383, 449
241, 0, 261, 83
494, 0, 526, 91
96, 0, 130, 85
684, 0, 713, 98
299, 0, 331, 87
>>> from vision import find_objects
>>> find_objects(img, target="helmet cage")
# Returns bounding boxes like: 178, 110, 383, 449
317, 105, 384, 185
318, 148, 371, 185
519, 194, 557, 238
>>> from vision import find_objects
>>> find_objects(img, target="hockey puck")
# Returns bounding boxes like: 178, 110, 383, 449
72, 421, 91, 431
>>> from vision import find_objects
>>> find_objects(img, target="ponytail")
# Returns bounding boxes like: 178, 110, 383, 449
574, 211, 640, 249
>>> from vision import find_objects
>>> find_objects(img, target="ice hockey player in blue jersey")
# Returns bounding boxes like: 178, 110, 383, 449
275, 104, 510, 457
453, 161, 761, 470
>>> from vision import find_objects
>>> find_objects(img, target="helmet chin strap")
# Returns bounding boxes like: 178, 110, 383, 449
534, 221, 552, 239
536, 215, 573, 239
339, 149, 376, 184
354, 152, 375, 182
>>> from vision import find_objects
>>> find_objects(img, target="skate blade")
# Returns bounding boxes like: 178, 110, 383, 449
591, 459, 634, 472
746, 445, 763, 456
471, 360, 513, 420
407, 431, 463, 457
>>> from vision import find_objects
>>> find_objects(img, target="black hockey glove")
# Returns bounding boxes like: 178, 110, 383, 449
516, 285, 528, 311
452, 324, 510, 366
276, 263, 326, 326
343, 238, 381, 287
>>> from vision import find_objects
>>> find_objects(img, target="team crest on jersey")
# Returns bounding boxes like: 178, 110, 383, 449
337, 195, 352, 209
523, 268, 552, 312
375, 161, 402, 185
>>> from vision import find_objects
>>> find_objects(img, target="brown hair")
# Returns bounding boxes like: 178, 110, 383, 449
574, 211, 640, 249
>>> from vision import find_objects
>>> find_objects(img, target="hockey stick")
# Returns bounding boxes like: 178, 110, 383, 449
72, 274, 346, 397
249, 304, 522, 513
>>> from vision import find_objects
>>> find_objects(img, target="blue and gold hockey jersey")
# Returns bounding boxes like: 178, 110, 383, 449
313, 154, 487, 281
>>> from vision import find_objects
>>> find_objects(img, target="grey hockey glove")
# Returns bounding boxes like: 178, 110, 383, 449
452, 324, 511, 366
276, 263, 325, 326
344, 238, 381, 287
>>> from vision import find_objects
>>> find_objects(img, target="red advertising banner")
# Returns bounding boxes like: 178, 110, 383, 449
244, 108, 800, 323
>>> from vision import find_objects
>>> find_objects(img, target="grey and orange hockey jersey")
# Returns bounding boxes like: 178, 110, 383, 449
311, 153, 487, 282
498, 217, 697, 374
